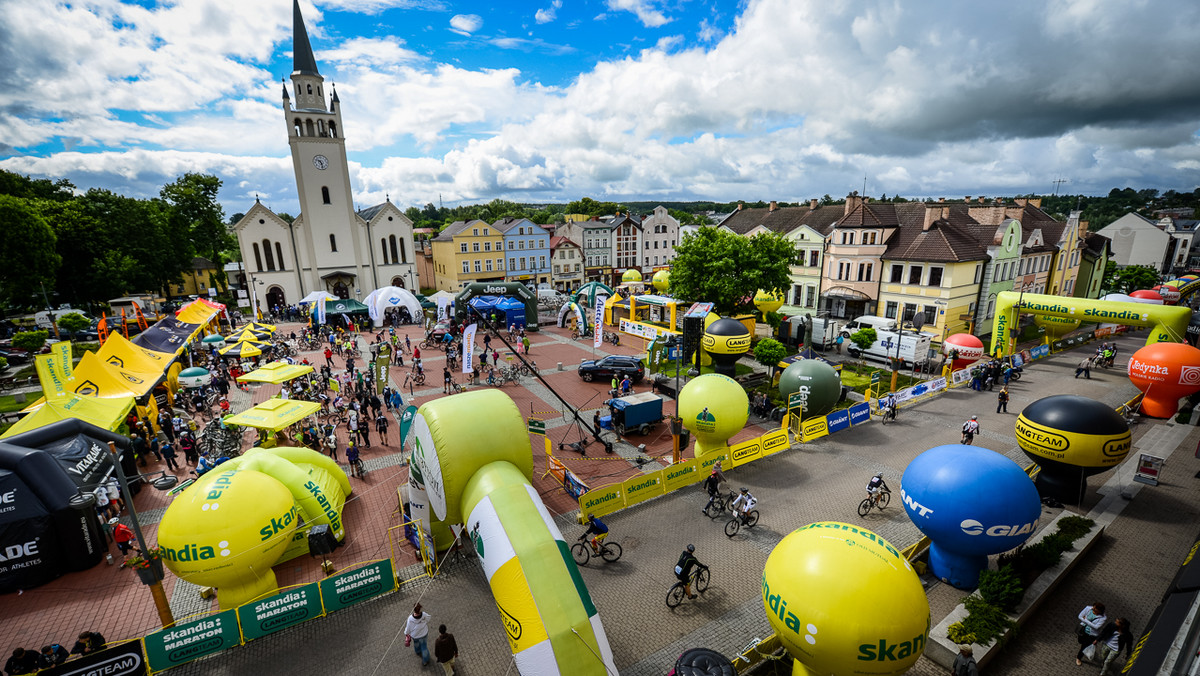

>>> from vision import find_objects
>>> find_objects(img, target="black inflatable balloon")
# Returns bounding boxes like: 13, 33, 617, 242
674, 648, 735, 676
1015, 394, 1131, 505
702, 318, 751, 377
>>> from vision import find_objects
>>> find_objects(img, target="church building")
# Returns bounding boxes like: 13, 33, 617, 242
233, 0, 416, 313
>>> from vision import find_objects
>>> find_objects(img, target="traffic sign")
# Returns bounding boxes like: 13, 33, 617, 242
528, 419, 546, 435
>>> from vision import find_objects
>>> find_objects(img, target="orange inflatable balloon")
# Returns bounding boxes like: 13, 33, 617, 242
1128, 342, 1200, 418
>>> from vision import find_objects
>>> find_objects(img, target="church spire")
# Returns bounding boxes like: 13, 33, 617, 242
293, 0, 320, 76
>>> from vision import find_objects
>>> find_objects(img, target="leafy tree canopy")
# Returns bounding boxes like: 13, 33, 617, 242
1101, 262, 1160, 295
0, 194, 61, 307
668, 228, 797, 315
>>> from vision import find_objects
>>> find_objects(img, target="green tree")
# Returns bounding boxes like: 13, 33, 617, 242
1101, 262, 1160, 294
13, 330, 49, 352
566, 197, 624, 217
668, 228, 797, 314
849, 327, 877, 369
57, 312, 91, 338
0, 170, 75, 202
161, 173, 231, 291
753, 338, 788, 378
0, 194, 61, 308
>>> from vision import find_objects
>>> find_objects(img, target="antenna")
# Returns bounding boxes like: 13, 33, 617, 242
863, 175, 867, 197
439, 193, 444, 210
1052, 177, 1068, 196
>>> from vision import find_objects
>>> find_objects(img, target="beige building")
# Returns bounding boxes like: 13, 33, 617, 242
550, 236, 584, 292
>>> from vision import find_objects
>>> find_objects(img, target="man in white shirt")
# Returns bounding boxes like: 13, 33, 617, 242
404, 603, 432, 667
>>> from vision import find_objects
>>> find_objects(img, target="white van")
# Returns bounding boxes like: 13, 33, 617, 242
841, 315, 897, 337
846, 328, 932, 367
34, 307, 87, 329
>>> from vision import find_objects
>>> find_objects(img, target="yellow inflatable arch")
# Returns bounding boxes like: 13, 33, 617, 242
991, 291, 1191, 355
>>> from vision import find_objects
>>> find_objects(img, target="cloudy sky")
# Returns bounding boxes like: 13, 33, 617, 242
2, 0, 1199, 217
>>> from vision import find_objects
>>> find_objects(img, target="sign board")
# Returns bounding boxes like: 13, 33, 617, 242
579, 484, 625, 518
662, 459, 700, 493
39, 640, 148, 676
684, 302, 714, 319
788, 392, 804, 410
1134, 454, 1165, 486
871, 371, 881, 385
319, 559, 396, 613
528, 419, 546, 435
236, 583, 323, 641
801, 417, 828, 442
621, 471, 664, 507
145, 609, 241, 672
730, 437, 763, 468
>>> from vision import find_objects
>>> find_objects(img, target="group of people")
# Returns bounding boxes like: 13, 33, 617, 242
1076, 342, 1118, 379
968, 358, 1018, 392
403, 604, 459, 674
5, 632, 105, 674
1074, 602, 1132, 674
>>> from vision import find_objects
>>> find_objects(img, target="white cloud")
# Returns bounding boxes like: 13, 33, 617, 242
449, 14, 483, 35
605, 0, 670, 27
535, 0, 562, 24
697, 19, 721, 43
316, 0, 447, 13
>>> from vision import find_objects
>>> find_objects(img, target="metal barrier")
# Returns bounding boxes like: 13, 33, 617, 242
387, 520, 434, 584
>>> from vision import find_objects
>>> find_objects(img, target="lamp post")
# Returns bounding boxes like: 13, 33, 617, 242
107, 441, 178, 628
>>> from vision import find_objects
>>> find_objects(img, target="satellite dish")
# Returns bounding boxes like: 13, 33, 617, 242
912, 312, 927, 332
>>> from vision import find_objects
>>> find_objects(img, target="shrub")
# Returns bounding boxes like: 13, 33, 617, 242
1055, 516, 1095, 544
978, 565, 1025, 612
945, 622, 976, 646
947, 595, 1017, 647
12, 330, 49, 352
0, 356, 7, 371
1021, 538, 1065, 570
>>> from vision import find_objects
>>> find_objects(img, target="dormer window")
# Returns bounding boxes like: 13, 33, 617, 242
307, 84, 313, 95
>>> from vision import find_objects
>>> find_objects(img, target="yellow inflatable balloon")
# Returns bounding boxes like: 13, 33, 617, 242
754, 289, 784, 314
678, 374, 748, 459
621, 269, 643, 283
763, 523, 929, 676
652, 269, 670, 292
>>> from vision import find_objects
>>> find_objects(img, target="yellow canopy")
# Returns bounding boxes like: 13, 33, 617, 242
220, 341, 263, 358
177, 301, 224, 326
3, 394, 135, 439
239, 322, 277, 334
96, 331, 174, 373
223, 398, 321, 431
229, 329, 271, 342
237, 361, 314, 384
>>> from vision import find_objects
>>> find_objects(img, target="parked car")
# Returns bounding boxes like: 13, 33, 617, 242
578, 355, 645, 383
0, 347, 30, 364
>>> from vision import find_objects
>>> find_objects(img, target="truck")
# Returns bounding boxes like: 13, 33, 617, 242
778, 316, 841, 350
845, 328, 933, 368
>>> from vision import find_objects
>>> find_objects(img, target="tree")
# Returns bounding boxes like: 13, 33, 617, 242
13, 330, 49, 352
0, 194, 61, 308
1101, 262, 1159, 295
669, 228, 797, 315
849, 328, 877, 369
57, 312, 91, 338
161, 173, 231, 291
566, 197, 624, 217
753, 338, 788, 378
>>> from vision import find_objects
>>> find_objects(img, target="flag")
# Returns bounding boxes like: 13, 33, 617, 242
461, 323, 477, 374
436, 297, 449, 323
34, 340, 73, 399
97, 313, 109, 345
316, 298, 327, 325
398, 405, 419, 450
593, 294, 605, 348
120, 309, 129, 338
134, 305, 149, 332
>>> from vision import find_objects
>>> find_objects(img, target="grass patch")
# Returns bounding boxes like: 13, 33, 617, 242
839, 364, 925, 394
655, 362, 754, 378
0, 394, 42, 414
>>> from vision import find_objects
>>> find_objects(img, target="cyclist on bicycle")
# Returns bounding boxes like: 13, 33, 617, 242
702, 469, 724, 514
880, 392, 896, 418
731, 487, 757, 523
580, 513, 609, 555
674, 544, 703, 599
866, 472, 889, 506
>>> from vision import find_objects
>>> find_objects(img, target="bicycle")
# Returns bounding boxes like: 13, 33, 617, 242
519, 361, 537, 377
404, 372, 426, 388
571, 535, 623, 566
665, 565, 710, 608
857, 488, 891, 517
603, 330, 621, 345
880, 405, 896, 424
724, 509, 760, 537
702, 489, 737, 518
348, 455, 367, 479
448, 379, 467, 394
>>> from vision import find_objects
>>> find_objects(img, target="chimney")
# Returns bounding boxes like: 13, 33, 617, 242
964, 196, 971, 203
1015, 198, 1027, 207
978, 196, 986, 204
923, 205, 939, 231
844, 191, 862, 215
938, 197, 946, 204
1030, 198, 1042, 208
942, 206, 950, 220
737, 202, 743, 211
810, 198, 819, 210
769, 201, 778, 212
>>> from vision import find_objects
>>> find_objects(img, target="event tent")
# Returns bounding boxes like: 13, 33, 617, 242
298, 291, 335, 305
2, 394, 135, 439
495, 297, 527, 328
236, 361, 314, 384
220, 341, 264, 358
364, 286, 424, 327
222, 398, 321, 432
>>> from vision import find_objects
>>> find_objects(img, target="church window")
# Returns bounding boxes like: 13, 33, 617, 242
317, 120, 325, 136
253, 243, 263, 272
262, 239, 275, 271
321, 187, 330, 204
307, 84, 312, 95
381, 238, 389, 264
399, 239, 407, 263
329, 122, 337, 138
293, 118, 303, 136
330, 234, 338, 252
305, 119, 315, 136
317, 85, 322, 97
275, 242, 285, 270
390, 235, 399, 263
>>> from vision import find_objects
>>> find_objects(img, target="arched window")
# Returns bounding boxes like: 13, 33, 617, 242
389, 235, 399, 264
252, 242, 263, 272
321, 187, 330, 204
329, 122, 337, 138
262, 239, 275, 271
306, 84, 312, 95
329, 234, 337, 252
293, 118, 303, 136
399, 238, 407, 263
275, 242, 285, 270
380, 238, 389, 264
305, 119, 315, 136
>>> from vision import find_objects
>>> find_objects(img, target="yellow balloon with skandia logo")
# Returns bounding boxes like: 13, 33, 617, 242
763, 522, 929, 676
679, 373, 748, 459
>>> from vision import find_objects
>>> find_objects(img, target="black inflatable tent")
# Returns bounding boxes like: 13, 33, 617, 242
0, 419, 138, 593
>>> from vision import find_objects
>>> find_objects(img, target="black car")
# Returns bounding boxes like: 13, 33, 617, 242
578, 355, 645, 383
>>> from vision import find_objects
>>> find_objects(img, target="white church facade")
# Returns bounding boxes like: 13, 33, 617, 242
233, 0, 416, 313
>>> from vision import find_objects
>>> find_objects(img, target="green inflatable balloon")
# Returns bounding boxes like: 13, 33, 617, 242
778, 360, 841, 418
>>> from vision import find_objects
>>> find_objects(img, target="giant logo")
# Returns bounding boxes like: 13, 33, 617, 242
960, 518, 1037, 537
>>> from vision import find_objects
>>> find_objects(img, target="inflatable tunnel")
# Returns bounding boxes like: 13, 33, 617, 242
556, 302, 588, 331
990, 291, 1191, 355
365, 286, 424, 328
454, 282, 540, 331
157, 446, 351, 610
410, 389, 616, 675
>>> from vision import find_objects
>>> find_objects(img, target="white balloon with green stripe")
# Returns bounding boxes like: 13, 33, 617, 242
411, 390, 617, 675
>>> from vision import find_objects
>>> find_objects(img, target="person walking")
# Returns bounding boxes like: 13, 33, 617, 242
1075, 602, 1108, 665
434, 624, 459, 675
996, 388, 1009, 414
1093, 616, 1132, 675
161, 441, 180, 471
952, 644, 978, 676
961, 416, 980, 445
522, 335, 531, 355
1075, 355, 1093, 379
404, 604, 432, 667
375, 411, 389, 445
443, 367, 453, 394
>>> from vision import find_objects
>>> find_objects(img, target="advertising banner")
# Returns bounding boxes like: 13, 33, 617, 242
848, 402, 872, 426
928, 377, 947, 393
39, 640, 147, 676
1031, 345, 1050, 359
319, 559, 396, 613
662, 459, 700, 493
236, 583, 324, 641
825, 408, 851, 434
397, 406, 419, 450
144, 609, 241, 672
950, 368, 972, 387
760, 428, 790, 456
374, 344, 391, 395
696, 451, 730, 475
593, 295, 605, 349
461, 323, 477, 374
35, 340, 74, 399
730, 437, 763, 467
621, 471, 664, 508
801, 417, 829, 442
579, 484, 625, 518
436, 297, 449, 322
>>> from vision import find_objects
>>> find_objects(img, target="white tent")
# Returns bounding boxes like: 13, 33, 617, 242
365, 286, 424, 327
299, 291, 335, 305
429, 290, 456, 303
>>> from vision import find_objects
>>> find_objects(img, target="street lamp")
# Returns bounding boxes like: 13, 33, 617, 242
107, 441, 178, 628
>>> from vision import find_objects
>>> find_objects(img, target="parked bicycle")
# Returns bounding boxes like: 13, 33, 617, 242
404, 371, 426, 388
857, 488, 891, 517
724, 509, 760, 537
603, 330, 621, 345
571, 535, 623, 566
665, 565, 710, 608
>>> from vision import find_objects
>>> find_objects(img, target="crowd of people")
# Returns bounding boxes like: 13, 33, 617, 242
5, 632, 106, 674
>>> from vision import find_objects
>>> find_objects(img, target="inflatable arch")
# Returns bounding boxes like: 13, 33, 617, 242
454, 282, 540, 331
571, 281, 614, 309
409, 389, 616, 675
990, 291, 1191, 355
556, 302, 589, 331
365, 286, 423, 327
157, 445, 351, 610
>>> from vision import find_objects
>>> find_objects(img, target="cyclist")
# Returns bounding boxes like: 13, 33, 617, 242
346, 441, 362, 477
580, 513, 609, 555
866, 472, 889, 507
880, 392, 897, 420
730, 487, 757, 523
702, 468, 724, 514
961, 415, 980, 445
674, 544, 703, 599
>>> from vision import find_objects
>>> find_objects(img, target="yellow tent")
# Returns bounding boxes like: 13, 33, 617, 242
237, 361, 314, 384
223, 398, 321, 432
220, 341, 264, 358
97, 331, 174, 373
177, 301, 224, 326
3, 394, 135, 439
229, 329, 272, 342
236, 322, 276, 334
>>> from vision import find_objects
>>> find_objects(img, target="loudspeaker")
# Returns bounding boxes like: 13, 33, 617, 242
307, 524, 337, 556
682, 316, 704, 365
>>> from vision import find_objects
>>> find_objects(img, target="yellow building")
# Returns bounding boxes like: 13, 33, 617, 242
430, 220, 508, 292
170, 257, 222, 299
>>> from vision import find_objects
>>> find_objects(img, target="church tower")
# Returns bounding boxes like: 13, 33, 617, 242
285, 0, 366, 296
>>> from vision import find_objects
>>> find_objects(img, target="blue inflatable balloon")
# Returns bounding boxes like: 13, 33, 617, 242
901, 444, 1041, 588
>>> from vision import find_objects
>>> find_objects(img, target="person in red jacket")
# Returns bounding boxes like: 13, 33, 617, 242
111, 520, 135, 560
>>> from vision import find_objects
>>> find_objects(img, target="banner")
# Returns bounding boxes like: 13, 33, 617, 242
760, 428, 789, 456
593, 294, 605, 349
35, 340, 74, 399
950, 367, 972, 387
375, 344, 391, 394
579, 484, 624, 518
1031, 344, 1050, 359
319, 559, 396, 613
825, 408, 851, 434
316, 298, 327, 325
462, 322, 477, 374
144, 609, 241, 672
38, 640, 148, 676
398, 405, 419, 450
621, 471, 663, 507
847, 402, 871, 426
730, 437, 763, 467
236, 583, 323, 641
662, 459, 701, 493
696, 451, 730, 474
561, 468, 589, 499
801, 417, 828, 442
436, 297, 449, 322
